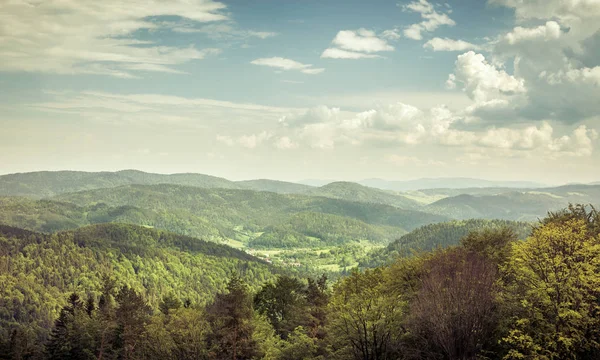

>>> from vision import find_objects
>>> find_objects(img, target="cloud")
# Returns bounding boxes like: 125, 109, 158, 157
478, 122, 598, 157
169, 22, 277, 39
331, 29, 394, 53
504, 21, 561, 44
489, 0, 600, 39
0, 0, 227, 77
424, 38, 480, 51
459, 1, 600, 123
321, 48, 382, 59
279, 106, 341, 128
401, 0, 456, 40
448, 51, 526, 103
321, 28, 393, 59
381, 29, 402, 40
251, 57, 324, 74
269, 100, 598, 159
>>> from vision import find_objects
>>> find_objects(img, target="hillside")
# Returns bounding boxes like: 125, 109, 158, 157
0, 185, 451, 246
51, 184, 448, 242
0, 170, 240, 198
0, 196, 226, 240
424, 186, 600, 221
306, 181, 421, 210
361, 219, 533, 267
236, 179, 314, 194
0, 223, 278, 352
248, 212, 404, 248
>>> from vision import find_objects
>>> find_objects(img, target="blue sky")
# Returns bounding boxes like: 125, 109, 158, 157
0, 0, 599, 183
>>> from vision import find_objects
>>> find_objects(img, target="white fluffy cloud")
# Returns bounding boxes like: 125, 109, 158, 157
401, 0, 456, 40
0, 0, 228, 77
331, 29, 394, 53
477, 1, 600, 122
268, 101, 597, 158
250, 57, 324, 74
322, 29, 393, 59
449, 51, 526, 103
490, 0, 600, 39
504, 21, 562, 44
424, 38, 480, 51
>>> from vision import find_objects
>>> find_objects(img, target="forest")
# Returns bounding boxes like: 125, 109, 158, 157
2, 204, 600, 359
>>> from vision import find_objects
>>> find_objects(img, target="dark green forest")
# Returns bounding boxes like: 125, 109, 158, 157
3, 205, 600, 359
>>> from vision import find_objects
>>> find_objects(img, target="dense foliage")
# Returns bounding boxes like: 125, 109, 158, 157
0, 183, 446, 247
361, 219, 532, 267
249, 212, 403, 248
3, 204, 600, 359
0, 224, 278, 358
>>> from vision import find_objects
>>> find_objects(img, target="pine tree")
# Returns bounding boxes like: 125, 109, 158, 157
206, 275, 258, 360
114, 287, 151, 360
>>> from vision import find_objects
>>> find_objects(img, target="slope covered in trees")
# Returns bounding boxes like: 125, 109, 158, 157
248, 212, 404, 248
0, 223, 279, 358
361, 219, 532, 267
304, 181, 422, 210
52, 184, 448, 241
4, 205, 600, 360
0, 170, 241, 198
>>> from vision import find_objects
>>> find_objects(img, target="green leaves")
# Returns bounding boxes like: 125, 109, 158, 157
501, 218, 600, 359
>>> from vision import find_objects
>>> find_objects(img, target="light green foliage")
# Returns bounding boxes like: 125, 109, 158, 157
326, 268, 403, 360
501, 218, 600, 359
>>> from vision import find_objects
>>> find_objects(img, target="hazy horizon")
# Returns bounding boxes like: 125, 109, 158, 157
1, 0, 599, 184
0, 167, 588, 188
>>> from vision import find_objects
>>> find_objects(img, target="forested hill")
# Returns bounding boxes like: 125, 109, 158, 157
0, 223, 279, 354
235, 179, 315, 194
361, 219, 533, 267
304, 181, 421, 210
0, 170, 240, 197
50, 184, 449, 239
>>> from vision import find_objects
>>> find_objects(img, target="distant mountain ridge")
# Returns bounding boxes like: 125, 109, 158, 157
424, 185, 600, 221
0, 170, 240, 197
358, 177, 547, 191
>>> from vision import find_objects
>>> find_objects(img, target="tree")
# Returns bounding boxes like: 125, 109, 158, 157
114, 287, 152, 360
206, 275, 258, 360
327, 269, 402, 360
254, 275, 306, 339
406, 248, 499, 360
461, 226, 520, 266
46, 293, 96, 360
304, 275, 329, 341
159, 292, 182, 316
501, 218, 600, 359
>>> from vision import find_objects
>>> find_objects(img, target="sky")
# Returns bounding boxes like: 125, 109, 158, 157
0, 0, 599, 184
